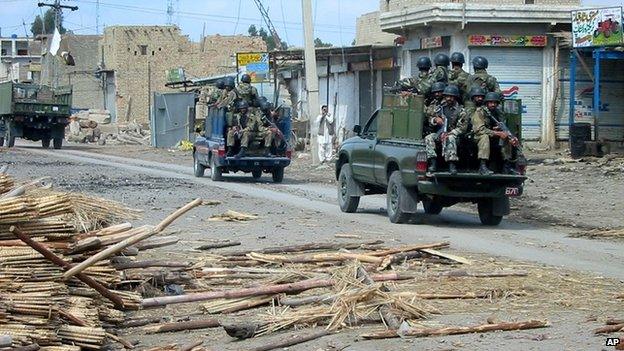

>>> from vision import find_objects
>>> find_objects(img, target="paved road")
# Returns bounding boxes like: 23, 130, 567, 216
18, 145, 624, 280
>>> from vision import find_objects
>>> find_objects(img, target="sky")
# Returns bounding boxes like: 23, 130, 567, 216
0, 0, 623, 46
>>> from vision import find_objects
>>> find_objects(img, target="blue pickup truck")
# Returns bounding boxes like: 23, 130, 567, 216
193, 106, 292, 183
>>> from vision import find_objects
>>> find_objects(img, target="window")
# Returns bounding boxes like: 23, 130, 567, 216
17, 49, 28, 56
0, 49, 6, 56
139, 45, 147, 55
525, 0, 535, 4
363, 111, 379, 136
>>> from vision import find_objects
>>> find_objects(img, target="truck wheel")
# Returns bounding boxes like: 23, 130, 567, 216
422, 198, 443, 215
252, 169, 262, 180
338, 164, 360, 213
478, 199, 503, 226
193, 153, 205, 177
387, 171, 412, 224
42, 139, 51, 149
272, 167, 284, 183
210, 156, 224, 181
53, 138, 63, 149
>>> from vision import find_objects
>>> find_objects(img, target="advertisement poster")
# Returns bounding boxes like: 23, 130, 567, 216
467, 35, 547, 47
572, 7, 623, 47
236, 52, 270, 83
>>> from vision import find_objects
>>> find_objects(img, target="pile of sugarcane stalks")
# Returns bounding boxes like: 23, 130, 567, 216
0, 172, 203, 349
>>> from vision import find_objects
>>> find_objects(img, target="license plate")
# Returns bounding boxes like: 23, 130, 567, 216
505, 187, 520, 196
254, 162, 260, 166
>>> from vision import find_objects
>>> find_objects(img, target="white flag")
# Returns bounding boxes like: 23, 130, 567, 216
49, 28, 61, 56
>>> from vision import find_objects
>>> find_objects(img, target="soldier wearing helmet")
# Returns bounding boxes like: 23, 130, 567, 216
428, 53, 450, 85
448, 52, 470, 100
396, 56, 432, 95
471, 92, 521, 175
466, 56, 501, 96
424, 85, 468, 174
217, 76, 240, 110
465, 86, 486, 117
237, 73, 259, 105
226, 100, 251, 157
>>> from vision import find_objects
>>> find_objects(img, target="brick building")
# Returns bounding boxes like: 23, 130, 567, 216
356, 0, 584, 143
100, 26, 266, 124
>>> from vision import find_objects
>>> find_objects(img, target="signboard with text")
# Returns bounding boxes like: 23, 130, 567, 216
236, 52, 270, 83
468, 35, 547, 47
421, 36, 443, 49
572, 7, 623, 48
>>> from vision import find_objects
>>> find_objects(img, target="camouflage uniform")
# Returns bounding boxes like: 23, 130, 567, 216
237, 82, 258, 105
425, 102, 468, 161
449, 67, 470, 102
397, 71, 432, 95
207, 86, 222, 105
471, 106, 514, 161
217, 89, 239, 110
465, 69, 501, 110
428, 66, 449, 85
227, 109, 273, 148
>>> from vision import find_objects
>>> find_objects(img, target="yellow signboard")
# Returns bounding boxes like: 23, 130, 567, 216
236, 52, 270, 83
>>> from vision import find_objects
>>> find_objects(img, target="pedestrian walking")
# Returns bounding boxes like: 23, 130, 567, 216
316, 105, 335, 163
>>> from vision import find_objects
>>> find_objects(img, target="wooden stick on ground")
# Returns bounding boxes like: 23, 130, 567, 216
419, 248, 472, 265
7, 345, 40, 351
142, 272, 416, 307
195, 241, 241, 251
10, 226, 125, 309
144, 318, 220, 334
434, 270, 529, 278
113, 260, 190, 270
63, 198, 202, 280
356, 266, 402, 329
361, 320, 549, 339
247, 330, 330, 351
369, 242, 450, 257
606, 318, 624, 325
121, 316, 163, 328
594, 323, 624, 334
221, 240, 384, 256
180, 340, 204, 351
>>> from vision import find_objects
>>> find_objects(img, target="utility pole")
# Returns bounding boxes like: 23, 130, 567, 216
301, 0, 320, 165
38, 1, 78, 87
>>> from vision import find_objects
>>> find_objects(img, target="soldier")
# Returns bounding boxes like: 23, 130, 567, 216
425, 82, 447, 109
472, 92, 521, 175
208, 79, 225, 105
448, 52, 470, 100
466, 56, 501, 94
226, 100, 251, 157
217, 77, 239, 110
424, 85, 468, 175
429, 53, 449, 85
396, 56, 432, 95
237, 74, 258, 105
464, 86, 486, 118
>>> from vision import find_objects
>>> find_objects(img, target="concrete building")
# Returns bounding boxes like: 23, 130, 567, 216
357, 0, 583, 143
0, 36, 41, 83
100, 26, 266, 124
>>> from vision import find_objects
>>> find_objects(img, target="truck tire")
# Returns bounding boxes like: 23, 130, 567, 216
252, 169, 262, 180
210, 156, 224, 181
272, 166, 284, 183
337, 164, 360, 213
42, 139, 51, 149
478, 199, 503, 226
53, 138, 63, 149
422, 198, 443, 215
386, 171, 412, 224
193, 153, 205, 177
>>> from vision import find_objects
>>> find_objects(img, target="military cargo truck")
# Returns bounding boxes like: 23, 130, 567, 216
0, 82, 72, 149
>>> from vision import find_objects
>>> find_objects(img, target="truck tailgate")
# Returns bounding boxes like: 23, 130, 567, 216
418, 172, 526, 198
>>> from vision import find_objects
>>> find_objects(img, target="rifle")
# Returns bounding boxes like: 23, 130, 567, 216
434, 102, 448, 139
260, 103, 285, 140
486, 110, 521, 151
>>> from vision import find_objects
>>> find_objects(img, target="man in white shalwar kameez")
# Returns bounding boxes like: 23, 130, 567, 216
315, 105, 335, 163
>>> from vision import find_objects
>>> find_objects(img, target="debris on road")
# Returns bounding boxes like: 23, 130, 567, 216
0, 172, 202, 349
209, 210, 258, 222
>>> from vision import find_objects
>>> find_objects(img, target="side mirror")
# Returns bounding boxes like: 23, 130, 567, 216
353, 125, 362, 135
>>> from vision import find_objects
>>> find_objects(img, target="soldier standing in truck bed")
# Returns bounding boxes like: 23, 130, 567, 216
396, 56, 432, 95
448, 52, 470, 101
429, 53, 450, 85
237, 74, 258, 105
217, 77, 239, 111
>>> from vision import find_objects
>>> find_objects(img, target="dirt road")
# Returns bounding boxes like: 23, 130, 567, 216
2, 143, 623, 350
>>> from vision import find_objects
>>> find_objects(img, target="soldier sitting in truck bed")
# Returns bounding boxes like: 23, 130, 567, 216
471, 92, 522, 175
425, 85, 468, 175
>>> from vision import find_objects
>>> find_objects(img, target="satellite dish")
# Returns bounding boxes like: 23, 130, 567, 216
60, 51, 75, 66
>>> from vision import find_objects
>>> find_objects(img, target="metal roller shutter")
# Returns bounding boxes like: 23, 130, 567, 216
556, 54, 624, 141
470, 47, 543, 140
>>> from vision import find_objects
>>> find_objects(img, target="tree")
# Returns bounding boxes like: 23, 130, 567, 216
247, 25, 287, 51
314, 38, 332, 48
31, 9, 66, 36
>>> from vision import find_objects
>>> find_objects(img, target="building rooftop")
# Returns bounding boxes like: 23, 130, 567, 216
380, 3, 580, 32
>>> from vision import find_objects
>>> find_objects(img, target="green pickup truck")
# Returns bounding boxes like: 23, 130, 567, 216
335, 94, 526, 226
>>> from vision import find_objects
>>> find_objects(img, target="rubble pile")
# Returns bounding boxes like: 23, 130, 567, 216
0, 170, 203, 350
67, 109, 151, 146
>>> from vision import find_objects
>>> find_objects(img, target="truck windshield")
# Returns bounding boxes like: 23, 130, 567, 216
14, 87, 38, 100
